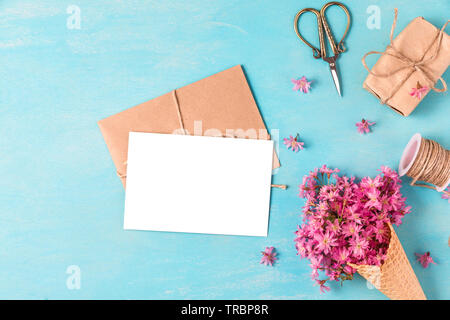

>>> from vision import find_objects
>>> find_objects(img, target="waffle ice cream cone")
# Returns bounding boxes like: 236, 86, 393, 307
349, 223, 426, 300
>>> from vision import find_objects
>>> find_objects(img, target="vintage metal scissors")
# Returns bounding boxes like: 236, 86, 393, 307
294, 1, 351, 96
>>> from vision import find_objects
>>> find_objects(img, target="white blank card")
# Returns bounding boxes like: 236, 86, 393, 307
123, 132, 274, 236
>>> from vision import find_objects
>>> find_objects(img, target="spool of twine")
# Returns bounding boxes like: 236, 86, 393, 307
399, 133, 450, 192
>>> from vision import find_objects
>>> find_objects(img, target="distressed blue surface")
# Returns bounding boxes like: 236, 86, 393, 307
0, 0, 449, 299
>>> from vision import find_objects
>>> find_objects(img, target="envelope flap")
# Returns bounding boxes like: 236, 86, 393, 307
98, 65, 279, 187
176, 65, 268, 135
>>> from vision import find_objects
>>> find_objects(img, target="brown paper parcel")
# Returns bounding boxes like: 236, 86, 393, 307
349, 223, 426, 300
363, 13, 450, 116
98, 65, 280, 187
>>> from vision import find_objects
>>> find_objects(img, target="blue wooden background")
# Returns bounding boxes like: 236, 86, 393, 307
0, 0, 448, 299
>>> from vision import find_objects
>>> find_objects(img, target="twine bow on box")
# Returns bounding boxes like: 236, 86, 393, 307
362, 8, 449, 105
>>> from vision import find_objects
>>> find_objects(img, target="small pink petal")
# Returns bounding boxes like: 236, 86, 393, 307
356, 119, 375, 134
260, 246, 277, 267
292, 76, 312, 93
415, 252, 436, 268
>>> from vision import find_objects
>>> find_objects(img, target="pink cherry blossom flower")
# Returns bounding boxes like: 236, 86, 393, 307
314, 231, 337, 254
361, 176, 383, 190
410, 81, 429, 100
336, 247, 350, 263
350, 237, 369, 259
326, 220, 340, 234
342, 222, 361, 238
442, 187, 450, 203
381, 166, 401, 183
346, 205, 362, 224
323, 187, 339, 202
365, 189, 382, 210
415, 252, 436, 268
356, 119, 375, 134
374, 221, 389, 243
283, 134, 304, 152
260, 247, 277, 266
292, 76, 312, 93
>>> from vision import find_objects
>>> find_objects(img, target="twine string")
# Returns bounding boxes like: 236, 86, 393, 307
406, 137, 450, 190
361, 8, 449, 104
172, 90, 187, 135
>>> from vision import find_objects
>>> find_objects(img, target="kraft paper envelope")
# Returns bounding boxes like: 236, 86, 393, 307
124, 132, 274, 236
98, 65, 280, 187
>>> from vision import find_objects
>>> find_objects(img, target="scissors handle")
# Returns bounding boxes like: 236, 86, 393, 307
294, 1, 351, 60
320, 2, 351, 58
294, 8, 323, 59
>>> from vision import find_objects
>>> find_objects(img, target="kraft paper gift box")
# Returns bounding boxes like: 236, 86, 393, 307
98, 65, 280, 187
363, 11, 450, 116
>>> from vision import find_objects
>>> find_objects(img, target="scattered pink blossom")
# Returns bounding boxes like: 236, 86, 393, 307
356, 119, 376, 134
295, 165, 410, 292
415, 252, 436, 268
283, 134, 304, 152
410, 82, 429, 100
442, 187, 450, 203
292, 76, 312, 93
260, 247, 277, 266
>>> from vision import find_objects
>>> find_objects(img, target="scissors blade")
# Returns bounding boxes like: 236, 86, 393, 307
329, 62, 342, 97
